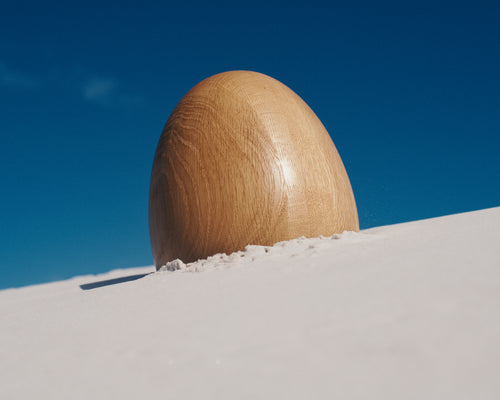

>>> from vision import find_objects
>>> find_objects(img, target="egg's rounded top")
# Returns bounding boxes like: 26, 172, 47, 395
149, 70, 358, 266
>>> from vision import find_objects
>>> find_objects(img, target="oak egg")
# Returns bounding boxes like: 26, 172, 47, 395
149, 71, 358, 267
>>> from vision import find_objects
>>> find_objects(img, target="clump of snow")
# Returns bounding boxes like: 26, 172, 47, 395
1, 207, 500, 400
161, 258, 187, 271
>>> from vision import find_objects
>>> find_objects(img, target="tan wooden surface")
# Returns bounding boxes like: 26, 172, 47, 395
149, 71, 358, 267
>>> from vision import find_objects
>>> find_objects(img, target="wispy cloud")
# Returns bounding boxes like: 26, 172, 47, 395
0, 62, 143, 107
0, 62, 39, 88
82, 76, 142, 107
82, 77, 117, 102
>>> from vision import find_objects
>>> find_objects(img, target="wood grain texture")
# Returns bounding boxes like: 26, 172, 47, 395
149, 71, 359, 267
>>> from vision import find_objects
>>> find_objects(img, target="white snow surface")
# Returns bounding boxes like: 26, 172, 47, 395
1, 207, 500, 399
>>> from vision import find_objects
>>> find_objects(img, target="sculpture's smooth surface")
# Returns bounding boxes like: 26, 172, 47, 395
149, 70, 358, 267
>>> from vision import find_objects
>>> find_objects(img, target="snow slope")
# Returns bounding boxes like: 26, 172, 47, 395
1, 207, 499, 399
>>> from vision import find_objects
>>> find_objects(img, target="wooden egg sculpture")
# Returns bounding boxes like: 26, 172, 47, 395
149, 71, 359, 267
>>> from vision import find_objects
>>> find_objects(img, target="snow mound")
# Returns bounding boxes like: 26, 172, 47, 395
159, 231, 375, 272
1, 207, 499, 400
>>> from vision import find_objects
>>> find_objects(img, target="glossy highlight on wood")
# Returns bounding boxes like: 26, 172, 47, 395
149, 71, 359, 267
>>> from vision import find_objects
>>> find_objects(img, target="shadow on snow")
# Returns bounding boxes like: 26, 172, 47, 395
80, 273, 150, 290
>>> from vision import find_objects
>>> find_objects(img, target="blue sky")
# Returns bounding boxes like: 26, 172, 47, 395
1, 2, 499, 289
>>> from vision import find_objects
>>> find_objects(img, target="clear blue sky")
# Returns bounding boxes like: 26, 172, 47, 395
1, 2, 499, 289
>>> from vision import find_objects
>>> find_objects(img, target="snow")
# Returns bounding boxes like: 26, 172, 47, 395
1, 207, 500, 399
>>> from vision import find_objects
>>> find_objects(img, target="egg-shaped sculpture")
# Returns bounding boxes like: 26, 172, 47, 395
149, 70, 358, 268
